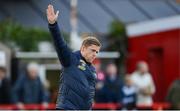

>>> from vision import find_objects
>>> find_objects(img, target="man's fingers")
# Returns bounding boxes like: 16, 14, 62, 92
48, 4, 53, 10
46, 9, 50, 18
47, 4, 58, 24
47, 9, 51, 19
46, 9, 49, 15
48, 4, 54, 15
55, 10, 59, 18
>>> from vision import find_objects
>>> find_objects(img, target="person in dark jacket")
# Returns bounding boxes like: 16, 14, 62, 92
0, 67, 11, 104
12, 62, 48, 109
102, 63, 123, 103
46, 5, 101, 110
119, 75, 137, 110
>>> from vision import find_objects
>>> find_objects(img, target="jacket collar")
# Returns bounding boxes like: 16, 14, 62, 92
75, 51, 91, 66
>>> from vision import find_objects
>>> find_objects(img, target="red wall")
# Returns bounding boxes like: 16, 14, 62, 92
127, 28, 180, 102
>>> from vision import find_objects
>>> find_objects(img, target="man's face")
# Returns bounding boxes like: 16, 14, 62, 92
81, 45, 100, 63
139, 63, 149, 74
28, 68, 38, 79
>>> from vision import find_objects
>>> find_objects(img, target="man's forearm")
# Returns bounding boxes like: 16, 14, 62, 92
48, 22, 72, 67
49, 22, 66, 49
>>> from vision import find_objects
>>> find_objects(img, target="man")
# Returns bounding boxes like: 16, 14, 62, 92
102, 63, 122, 103
12, 62, 48, 109
131, 61, 155, 106
46, 4, 101, 110
0, 66, 11, 104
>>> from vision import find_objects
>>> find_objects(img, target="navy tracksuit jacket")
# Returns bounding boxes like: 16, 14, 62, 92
49, 22, 97, 109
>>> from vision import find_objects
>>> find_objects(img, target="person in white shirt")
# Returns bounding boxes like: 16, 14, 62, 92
131, 61, 155, 106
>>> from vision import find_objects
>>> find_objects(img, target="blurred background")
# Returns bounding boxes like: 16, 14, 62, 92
1, 0, 180, 110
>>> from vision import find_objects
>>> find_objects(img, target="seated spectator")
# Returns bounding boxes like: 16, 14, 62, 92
102, 63, 123, 103
0, 66, 11, 104
131, 61, 155, 106
119, 74, 137, 110
166, 79, 180, 109
12, 62, 48, 109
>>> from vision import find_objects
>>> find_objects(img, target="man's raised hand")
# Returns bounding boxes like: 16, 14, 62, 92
46, 4, 59, 24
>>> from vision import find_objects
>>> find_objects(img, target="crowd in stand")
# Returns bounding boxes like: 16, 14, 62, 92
0, 59, 180, 109
94, 60, 155, 110
0, 62, 50, 109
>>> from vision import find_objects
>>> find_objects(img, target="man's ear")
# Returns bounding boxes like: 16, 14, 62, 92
81, 45, 86, 51
80, 46, 83, 51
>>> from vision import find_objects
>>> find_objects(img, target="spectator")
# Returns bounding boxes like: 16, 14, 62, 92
166, 79, 180, 109
12, 62, 48, 109
119, 74, 137, 110
0, 66, 11, 104
93, 59, 106, 102
102, 63, 123, 103
131, 61, 155, 106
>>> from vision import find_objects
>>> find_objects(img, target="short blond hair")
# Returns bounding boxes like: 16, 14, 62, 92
81, 34, 101, 47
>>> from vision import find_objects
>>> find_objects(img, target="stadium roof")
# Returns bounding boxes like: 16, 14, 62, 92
0, 0, 180, 33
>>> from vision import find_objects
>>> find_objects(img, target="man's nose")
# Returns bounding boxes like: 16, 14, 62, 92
94, 52, 97, 57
